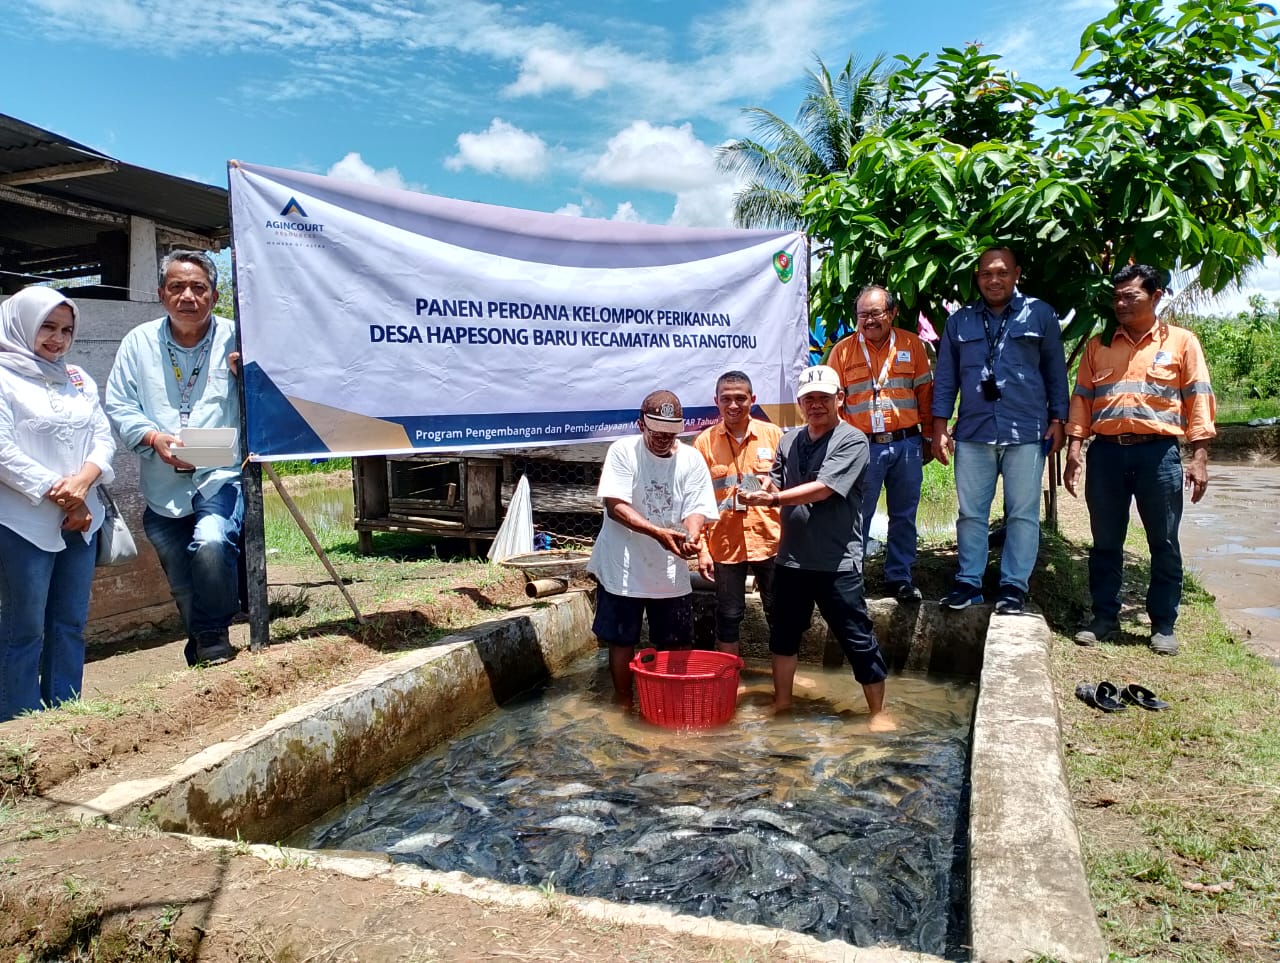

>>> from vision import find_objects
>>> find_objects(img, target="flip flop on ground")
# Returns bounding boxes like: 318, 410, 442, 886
1074, 680, 1127, 713
1121, 683, 1170, 711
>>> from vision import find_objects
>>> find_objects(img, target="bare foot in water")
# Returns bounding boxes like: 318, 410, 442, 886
770, 699, 794, 717
868, 711, 898, 733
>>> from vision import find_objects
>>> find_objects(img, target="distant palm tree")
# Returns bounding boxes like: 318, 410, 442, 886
717, 54, 897, 230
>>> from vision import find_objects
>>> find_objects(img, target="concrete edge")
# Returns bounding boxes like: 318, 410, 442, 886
968, 613, 1108, 963
61, 593, 597, 840
176, 832, 949, 963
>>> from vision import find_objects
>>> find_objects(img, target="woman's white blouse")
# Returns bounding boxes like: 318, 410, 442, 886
0, 365, 116, 551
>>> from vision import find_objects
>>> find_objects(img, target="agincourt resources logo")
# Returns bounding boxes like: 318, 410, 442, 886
265, 196, 324, 234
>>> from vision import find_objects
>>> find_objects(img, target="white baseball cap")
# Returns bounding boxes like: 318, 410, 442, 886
797, 364, 841, 397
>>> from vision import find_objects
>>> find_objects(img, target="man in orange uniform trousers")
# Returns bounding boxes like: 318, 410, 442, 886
693, 370, 783, 656
827, 285, 934, 601
1064, 265, 1216, 655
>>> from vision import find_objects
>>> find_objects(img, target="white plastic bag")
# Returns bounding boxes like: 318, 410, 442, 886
487, 475, 534, 563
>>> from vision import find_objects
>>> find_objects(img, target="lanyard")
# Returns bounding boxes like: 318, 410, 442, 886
857, 329, 897, 403
981, 304, 1012, 370
165, 340, 212, 428
723, 424, 751, 486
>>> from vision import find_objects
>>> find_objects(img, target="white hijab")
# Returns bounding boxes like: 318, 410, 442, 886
0, 286, 78, 385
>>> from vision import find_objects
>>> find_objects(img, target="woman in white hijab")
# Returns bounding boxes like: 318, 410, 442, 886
0, 286, 116, 721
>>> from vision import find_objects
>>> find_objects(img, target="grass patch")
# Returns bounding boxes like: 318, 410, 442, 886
0, 742, 37, 805
1050, 510, 1280, 961
270, 457, 353, 476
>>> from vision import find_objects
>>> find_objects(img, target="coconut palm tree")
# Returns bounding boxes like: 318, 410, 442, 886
717, 54, 898, 230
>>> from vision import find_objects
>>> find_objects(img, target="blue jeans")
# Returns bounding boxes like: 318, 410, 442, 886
0, 525, 98, 721
1084, 438, 1183, 633
143, 480, 244, 640
862, 435, 923, 585
954, 441, 1045, 592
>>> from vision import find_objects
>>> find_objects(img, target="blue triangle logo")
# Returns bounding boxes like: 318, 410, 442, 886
279, 196, 308, 218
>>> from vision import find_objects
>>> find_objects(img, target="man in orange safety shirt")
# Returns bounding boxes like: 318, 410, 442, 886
827, 285, 934, 601
694, 370, 783, 657
1064, 264, 1216, 656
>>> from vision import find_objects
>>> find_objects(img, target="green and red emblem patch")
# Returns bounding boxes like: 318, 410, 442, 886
773, 251, 794, 283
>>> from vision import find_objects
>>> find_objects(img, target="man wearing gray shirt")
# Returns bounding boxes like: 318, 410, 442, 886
740, 364, 892, 729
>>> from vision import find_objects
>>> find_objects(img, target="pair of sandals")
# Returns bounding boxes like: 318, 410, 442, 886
1075, 681, 1170, 713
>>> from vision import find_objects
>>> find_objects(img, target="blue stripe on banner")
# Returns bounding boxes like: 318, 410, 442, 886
245, 362, 329, 456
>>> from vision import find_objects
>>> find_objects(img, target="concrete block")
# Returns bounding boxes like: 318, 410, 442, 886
968, 613, 1107, 963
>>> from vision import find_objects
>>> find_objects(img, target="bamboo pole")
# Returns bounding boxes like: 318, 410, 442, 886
262, 462, 365, 624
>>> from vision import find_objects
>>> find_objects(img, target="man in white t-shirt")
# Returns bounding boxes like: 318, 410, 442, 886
587, 389, 718, 707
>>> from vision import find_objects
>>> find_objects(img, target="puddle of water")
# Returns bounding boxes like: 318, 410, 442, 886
1204, 544, 1280, 556
263, 484, 354, 531
1243, 607, 1280, 619
293, 655, 975, 957
1241, 558, 1280, 568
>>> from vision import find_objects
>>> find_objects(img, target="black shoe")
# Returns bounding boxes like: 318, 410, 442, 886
183, 638, 198, 668
193, 630, 237, 666
891, 582, 923, 603
995, 585, 1025, 615
941, 583, 984, 610
1074, 617, 1120, 647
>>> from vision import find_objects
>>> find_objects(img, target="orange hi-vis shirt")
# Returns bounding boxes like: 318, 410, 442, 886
827, 327, 934, 435
1067, 320, 1216, 442
692, 418, 783, 563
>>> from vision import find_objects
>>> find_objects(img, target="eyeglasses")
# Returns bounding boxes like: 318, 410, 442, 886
855, 309, 890, 322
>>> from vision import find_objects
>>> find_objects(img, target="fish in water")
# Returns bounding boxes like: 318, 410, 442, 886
538, 815, 609, 835
388, 831, 454, 853
296, 656, 975, 957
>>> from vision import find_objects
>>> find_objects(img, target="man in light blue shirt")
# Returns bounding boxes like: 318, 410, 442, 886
931, 247, 1069, 615
106, 251, 242, 666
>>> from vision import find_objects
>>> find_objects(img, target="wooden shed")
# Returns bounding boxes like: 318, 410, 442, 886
353, 443, 612, 554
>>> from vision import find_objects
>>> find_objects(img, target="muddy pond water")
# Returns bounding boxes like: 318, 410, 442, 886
291, 654, 976, 957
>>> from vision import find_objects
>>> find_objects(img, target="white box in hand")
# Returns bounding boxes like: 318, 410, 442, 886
177, 427, 239, 468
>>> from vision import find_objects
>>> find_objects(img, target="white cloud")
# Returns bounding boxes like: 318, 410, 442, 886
1194, 257, 1280, 315
553, 202, 585, 217
20, 0, 869, 125
445, 119, 549, 180
669, 183, 738, 228
326, 152, 413, 191
585, 121, 727, 192
611, 202, 642, 222
505, 48, 608, 98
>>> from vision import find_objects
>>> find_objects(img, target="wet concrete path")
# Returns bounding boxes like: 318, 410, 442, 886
1181, 463, 1280, 665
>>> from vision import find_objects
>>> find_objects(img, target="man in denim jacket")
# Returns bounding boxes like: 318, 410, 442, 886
930, 247, 1069, 615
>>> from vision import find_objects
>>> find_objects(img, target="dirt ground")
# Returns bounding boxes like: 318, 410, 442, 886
3, 466, 1274, 962
0, 540, 794, 963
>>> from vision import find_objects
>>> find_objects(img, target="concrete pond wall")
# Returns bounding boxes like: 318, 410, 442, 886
65, 590, 1106, 963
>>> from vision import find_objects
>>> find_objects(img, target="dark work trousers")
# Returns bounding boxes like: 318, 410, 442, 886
1084, 437, 1183, 633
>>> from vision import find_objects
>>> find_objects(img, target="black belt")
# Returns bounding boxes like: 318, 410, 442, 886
867, 424, 922, 445
1092, 432, 1169, 446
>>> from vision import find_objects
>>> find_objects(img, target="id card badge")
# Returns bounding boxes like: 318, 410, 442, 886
870, 409, 886, 433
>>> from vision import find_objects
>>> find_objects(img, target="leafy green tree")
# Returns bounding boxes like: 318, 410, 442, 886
803, 0, 1280, 345
717, 55, 897, 230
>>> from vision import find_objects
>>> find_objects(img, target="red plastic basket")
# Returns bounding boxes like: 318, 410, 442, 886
629, 648, 743, 729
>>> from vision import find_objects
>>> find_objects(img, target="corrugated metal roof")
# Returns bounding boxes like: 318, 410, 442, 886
0, 112, 229, 284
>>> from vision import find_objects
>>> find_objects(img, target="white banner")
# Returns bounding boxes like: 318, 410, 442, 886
229, 162, 809, 459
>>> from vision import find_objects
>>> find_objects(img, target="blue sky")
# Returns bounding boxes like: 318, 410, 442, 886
2, 0, 1271, 310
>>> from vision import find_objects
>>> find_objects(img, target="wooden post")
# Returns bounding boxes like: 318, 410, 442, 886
227, 160, 271, 654
242, 462, 270, 652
